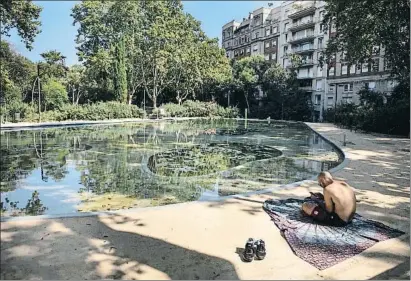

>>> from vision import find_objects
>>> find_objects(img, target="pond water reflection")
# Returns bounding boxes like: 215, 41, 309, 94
0, 119, 343, 216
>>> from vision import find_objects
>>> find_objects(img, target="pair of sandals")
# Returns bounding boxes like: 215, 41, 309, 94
242, 238, 266, 262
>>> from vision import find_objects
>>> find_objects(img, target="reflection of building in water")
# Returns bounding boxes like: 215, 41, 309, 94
294, 158, 329, 173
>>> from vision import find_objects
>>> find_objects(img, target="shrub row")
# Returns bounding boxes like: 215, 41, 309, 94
1, 102, 145, 122
1, 101, 239, 123
155, 100, 239, 118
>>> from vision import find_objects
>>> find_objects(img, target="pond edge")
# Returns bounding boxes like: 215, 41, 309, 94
0, 120, 349, 222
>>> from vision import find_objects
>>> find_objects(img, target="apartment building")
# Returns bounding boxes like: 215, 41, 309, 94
221, 1, 396, 121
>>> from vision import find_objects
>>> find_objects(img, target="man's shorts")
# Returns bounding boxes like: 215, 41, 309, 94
311, 205, 348, 227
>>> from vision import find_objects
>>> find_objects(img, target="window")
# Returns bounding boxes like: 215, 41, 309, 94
343, 83, 353, 92
317, 66, 323, 77
240, 49, 244, 55
284, 22, 289, 31
265, 42, 270, 48
234, 39, 238, 46
283, 58, 288, 67
272, 40, 277, 46
227, 42, 231, 47
246, 47, 251, 53
253, 44, 258, 51
341, 63, 348, 75
349, 64, 355, 75
255, 32, 259, 39
266, 28, 271, 36
284, 46, 288, 54
234, 50, 238, 57
318, 38, 323, 49
320, 23, 325, 33
285, 34, 288, 41
272, 26, 278, 33
315, 94, 321, 105
362, 63, 369, 73
372, 58, 379, 72
329, 66, 335, 76
327, 96, 334, 105
329, 84, 335, 92
368, 81, 376, 89
271, 53, 277, 61
316, 79, 323, 91
265, 55, 269, 61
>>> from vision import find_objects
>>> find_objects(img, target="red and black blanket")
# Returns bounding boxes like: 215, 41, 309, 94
263, 198, 405, 270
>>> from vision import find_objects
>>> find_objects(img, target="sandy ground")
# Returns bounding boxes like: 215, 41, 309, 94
1, 123, 409, 280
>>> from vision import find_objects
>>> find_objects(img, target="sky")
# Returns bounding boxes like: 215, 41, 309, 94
6, 1, 281, 66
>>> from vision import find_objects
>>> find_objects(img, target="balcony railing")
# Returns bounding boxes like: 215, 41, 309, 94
299, 85, 314, 91
288, 5, 316, 19
289, 33, 316, 44
289, 19, 317, 32
292, 45, 315, 53
297, 74, 315, 79
300, 59, 314, 65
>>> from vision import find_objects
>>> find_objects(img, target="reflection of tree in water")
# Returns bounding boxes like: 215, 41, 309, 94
1, 120, 343, 214
1, 190, 47, 216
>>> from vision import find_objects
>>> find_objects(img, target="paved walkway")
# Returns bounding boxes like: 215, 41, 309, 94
1, 123, 409, 280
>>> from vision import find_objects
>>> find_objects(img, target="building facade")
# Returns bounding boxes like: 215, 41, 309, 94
221, 1, 396, 121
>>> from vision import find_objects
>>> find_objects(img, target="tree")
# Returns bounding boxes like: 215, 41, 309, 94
42, 78, 68, 110
39, 50, 68, 79
113, 37, 128, 103
322, 0, 410, 83
0, 0, 42, 50
232, 56, 271, 114
66, 64, 87, 105
0, 40, 37, 104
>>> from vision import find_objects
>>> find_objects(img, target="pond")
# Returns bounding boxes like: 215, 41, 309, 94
0, 119, 343, 217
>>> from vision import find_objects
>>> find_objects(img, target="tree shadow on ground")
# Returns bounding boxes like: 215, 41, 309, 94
1, 213, 239, 280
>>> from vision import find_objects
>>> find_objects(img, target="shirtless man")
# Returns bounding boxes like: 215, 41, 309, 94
302, 171, 356, 227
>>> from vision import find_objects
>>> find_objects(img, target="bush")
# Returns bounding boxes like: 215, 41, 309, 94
1, 102, 145, 123
324, 84, 410, 136
0, 102, 37, 122
158, 101, 239, 118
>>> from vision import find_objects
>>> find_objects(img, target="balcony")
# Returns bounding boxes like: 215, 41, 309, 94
286, 59, 314, 68
300, 59, 314, 66
297, 75, 315, 80
288, 34, 316, 44
314, 104, 322, 111
299, 85, 314, 91
288, 5, 316, 19
289, 19, 316, 32
292, 45, 315, 54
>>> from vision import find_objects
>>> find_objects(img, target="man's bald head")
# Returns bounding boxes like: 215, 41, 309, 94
318, 171, 333, 188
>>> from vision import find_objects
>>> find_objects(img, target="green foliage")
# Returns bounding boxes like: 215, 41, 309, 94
157, 101, 238, 118
325, 84, 410, 136
42, 78, 68, 110
323, 0, 410, 82
0, 0, 42, 50
41, 102, 146, 122
113, 37, 128, 103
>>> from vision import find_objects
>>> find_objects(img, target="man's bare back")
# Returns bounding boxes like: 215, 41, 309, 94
323, 180, 356, 222
302, 171, 357, 226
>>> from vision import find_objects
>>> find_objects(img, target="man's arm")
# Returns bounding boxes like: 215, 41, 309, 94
323, 188, 334, 213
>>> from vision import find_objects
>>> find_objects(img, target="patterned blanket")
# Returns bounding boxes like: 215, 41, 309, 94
263, 198, 405, 270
